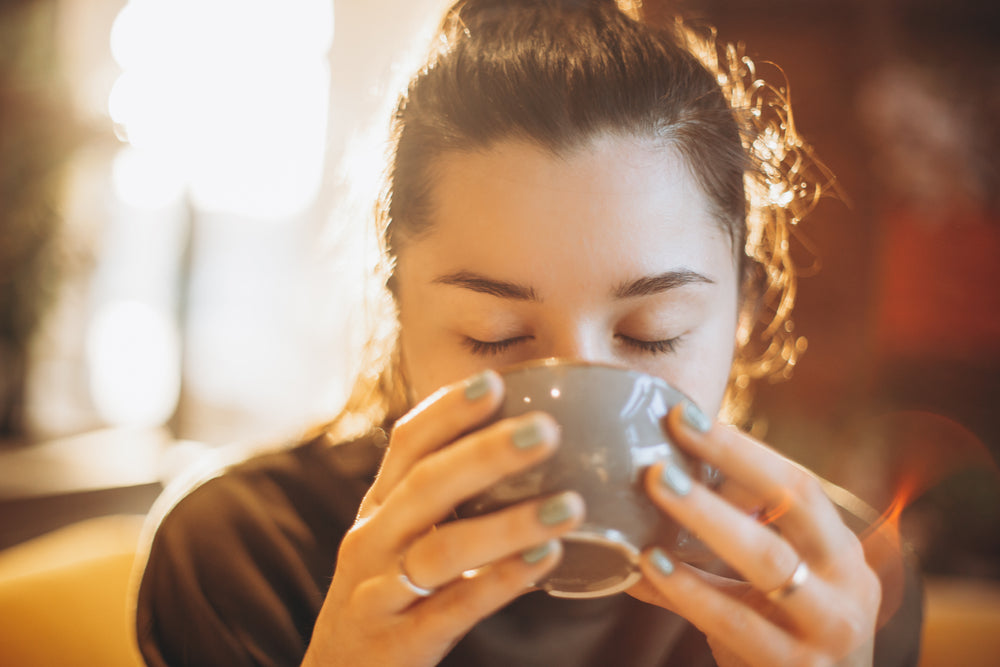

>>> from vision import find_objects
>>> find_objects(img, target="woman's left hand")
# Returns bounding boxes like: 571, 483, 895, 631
628, 402, 882, 667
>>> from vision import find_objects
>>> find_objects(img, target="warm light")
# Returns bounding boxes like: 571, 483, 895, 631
108, 0, 334, 218
87, 300, 181, 427
768, 182, 795, 207
111, 145, 186, 210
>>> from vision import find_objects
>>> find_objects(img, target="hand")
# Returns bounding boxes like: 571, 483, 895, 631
302, 370, 585, 667
629, 402, 881, 667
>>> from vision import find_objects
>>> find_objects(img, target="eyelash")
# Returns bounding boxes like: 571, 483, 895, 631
463, 335, 682, 356
463, 336, 531, 356
616, 335, 681, 355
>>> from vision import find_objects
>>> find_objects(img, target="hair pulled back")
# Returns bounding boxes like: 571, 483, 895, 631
326, 0, 828, 438
386, 0, 746, 256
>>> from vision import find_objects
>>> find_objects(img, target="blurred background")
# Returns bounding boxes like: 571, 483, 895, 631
0, 0, 997, 664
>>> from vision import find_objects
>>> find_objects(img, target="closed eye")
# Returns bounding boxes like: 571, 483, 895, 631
616, 335, 682, 355
463, 336, 532, 356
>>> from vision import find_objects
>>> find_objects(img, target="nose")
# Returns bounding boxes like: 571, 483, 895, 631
538, 323, 616, 366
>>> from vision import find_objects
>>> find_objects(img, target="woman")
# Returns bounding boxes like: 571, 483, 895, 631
134, 1, 921, 665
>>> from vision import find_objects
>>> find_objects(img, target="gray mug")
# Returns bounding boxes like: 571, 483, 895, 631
457, 358, 715, 598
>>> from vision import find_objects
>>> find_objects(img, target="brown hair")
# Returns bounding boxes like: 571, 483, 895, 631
318, 0, 829, 440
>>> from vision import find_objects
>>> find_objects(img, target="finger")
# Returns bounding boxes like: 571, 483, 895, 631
377, 412, 561, 548
713, 473, 768, 517
370, 370, 505, 504
647, 461, 801, 593
404, 491, 585, 589
627, 566, 752, 612
403, 540, 564, 639
639, 551, 822, 667
684, 464, 771, 523
666, 402, 854, 564
648, 461, 870, 641
356, 537, 563, 618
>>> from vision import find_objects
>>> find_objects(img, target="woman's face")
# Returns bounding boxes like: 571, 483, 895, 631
395, 134, 740, 418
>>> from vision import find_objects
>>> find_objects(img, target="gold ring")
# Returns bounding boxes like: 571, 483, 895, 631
764, 560, 810, 601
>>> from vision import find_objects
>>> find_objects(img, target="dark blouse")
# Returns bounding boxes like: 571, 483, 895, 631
133, 431, 923, 666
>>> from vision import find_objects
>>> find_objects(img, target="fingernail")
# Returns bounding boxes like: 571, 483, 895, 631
660, 463, 692, 497
464, 371, 494, 401
512, 417, 547, 450
537, 492, 576, 526
522, 540, 557, 564
681, 400, 712, 433
650, 547, 675, 576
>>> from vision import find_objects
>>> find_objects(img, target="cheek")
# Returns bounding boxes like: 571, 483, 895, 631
397, 298, 482, 403
396, 264, 488, 402
397, 305, 442, 403
394, 263, 443, 402
666, 297, 738, 418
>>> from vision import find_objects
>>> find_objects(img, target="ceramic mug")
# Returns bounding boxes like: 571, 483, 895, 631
456, 358, 716, 598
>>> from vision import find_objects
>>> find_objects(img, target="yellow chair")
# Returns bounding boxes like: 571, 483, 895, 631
920, 576, 1000, 667
1, 513, 998, 666
0, 515, 145, 667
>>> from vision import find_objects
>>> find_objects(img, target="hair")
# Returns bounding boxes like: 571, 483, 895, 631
315, 0, 831, 442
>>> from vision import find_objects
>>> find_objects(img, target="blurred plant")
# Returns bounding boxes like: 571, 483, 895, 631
0, 0, 81, 440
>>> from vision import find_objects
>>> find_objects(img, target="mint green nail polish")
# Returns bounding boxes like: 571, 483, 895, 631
650, 547, 675, 576
681, 400, 711, 433
512, 418, 545, 450
522, 540, 555, 564
537, 492, 574, 525
660, 463, 692, 496
464, 371, 492, 401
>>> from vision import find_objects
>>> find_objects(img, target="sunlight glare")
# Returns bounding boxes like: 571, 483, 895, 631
87, 300, 182, 427
108, 0, 334, 218
111, 145, 186, 210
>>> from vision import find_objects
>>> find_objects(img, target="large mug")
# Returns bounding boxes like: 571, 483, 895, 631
456, 358, 717, 598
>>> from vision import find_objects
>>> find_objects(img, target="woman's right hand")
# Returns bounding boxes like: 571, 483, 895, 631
301, 370, 585, 667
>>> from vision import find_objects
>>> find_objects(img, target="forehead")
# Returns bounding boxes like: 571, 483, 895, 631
401, 135, 734, 289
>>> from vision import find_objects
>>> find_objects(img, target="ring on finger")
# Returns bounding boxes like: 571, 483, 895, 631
399, 552, 435, 598
764, 559, 810, 601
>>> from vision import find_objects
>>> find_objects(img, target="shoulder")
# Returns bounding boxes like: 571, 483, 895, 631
133, 430, 385, 667
142, 430, 383, 576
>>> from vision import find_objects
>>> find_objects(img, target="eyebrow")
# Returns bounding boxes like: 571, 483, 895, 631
433, 271, 540, 301
433, 268, 713, 302
611, 269, 714, 299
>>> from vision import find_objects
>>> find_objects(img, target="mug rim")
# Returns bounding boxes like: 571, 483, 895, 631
493, 357, 697, 406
